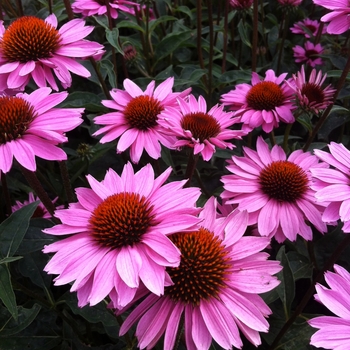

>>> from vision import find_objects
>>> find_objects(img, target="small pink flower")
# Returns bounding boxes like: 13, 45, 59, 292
278, 0, 302, 6
309, 264, 350, 349
290, 18, 327, 38
221, 69, 295, 133
72, 0, 137, 19
43, 163, 201, 308
293, 41, 324, 67
119, 197, 282, 349
93, 77, 190, 163
159, 94, 246, 161
313, 0, 350, 34
221, 136, 327, 242
0, 14, 104, 90
311, 142, 350, 233
0, 87, 84, 173
229, 0, 253, 10
288, 65, 335, 114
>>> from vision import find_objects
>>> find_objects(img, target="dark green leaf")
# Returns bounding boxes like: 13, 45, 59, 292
237, 19, 251, 48
0, 265, 17, 321
0, 256, 22, 265
149, 16, 177, 33
58, 92, 106, 113
117, 20, 145, 33
105, 27, 124, 54
287, 251, 312, 280
0, 201, 39, 258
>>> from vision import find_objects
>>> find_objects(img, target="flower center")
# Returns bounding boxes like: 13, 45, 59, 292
305, 24, 317, 32
0, 96, 36, 144
246, 81, 285, 111
180, 112, 221, 142
32, 206, 46, 218
165, 228, 230, 306
259, 160, 308, 202
89, 192, 155, 248
123, 95, 163, 130
300, 83, 325, 105
96, 0, 112, 4
305, 49, 319, 58
0, 16, 60, 63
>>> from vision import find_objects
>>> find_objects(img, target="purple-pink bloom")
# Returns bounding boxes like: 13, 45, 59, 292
119, 197, 282, 350
93, 77, 190, 164
293, 41, 324, 67
72, 0, 137, 19
287, 65, 335, 114
313, 0, 350, 34
229, 0, 253, 10
221, 69, 295, 133
158, 94, 246, 161
221, 136, 327, 242
290, 18, 327, 38
0, 87, 84, 173
0, 14, 104, 90
43, 163, 201, 308
309, 264, 350, 349
311, 142, 350, 233
277, 0, 302, 6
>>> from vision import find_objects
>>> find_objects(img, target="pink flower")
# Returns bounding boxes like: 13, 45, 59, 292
93, 77, 190, 163
311, 142, 350, 233
72, 0, 137, 19
313, 0, 350, 34
288, 65, 335, 114
277, 0, 302, 6
119, 197, 281, 350
229, 0, 253, 10
158, 94, 246, 161
42, 163, 201, 308
12, 192, 62, 218
0, 14, 104, 90
0, 87, 84, 173
293, 41, 324, 67
290, 18, 327, 38
221, 69, 295, 133
309, 264, 350, 349
221, 137, 327, 242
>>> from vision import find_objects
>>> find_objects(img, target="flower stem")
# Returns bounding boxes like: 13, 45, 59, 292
184, 151, 199, 187
207, 0, 214, 106
63, 0, 74, 20
20, 165, 57, 218
251, 0, 259, 72
282, 123, 293, 153
58, 161, 75, 204
269, 232, 350, 350
1, 172, 12, 216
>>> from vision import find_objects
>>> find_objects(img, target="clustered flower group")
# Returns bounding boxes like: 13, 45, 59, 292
3, 0, 350, 349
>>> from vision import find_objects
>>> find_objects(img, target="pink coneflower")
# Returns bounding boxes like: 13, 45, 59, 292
293, 41, 324, 67
313, 0, 350, 34
290, 18, 327, 38
12, 192, 61, 218
288, 65, 335, 114
0, 14, 104, 90
43, 163, 201, 308
221, 136, 327, 242
158, 94, 245, 161
72, 0, 136, 19
0, 87, 83, 173
119, 197, 282, 350
311, 142, 350, 233
278, 0, 302, 6
221, 69, 295, 133
309, 264, 350, 349
229, 0, 253, 10
93, 77, 190, 163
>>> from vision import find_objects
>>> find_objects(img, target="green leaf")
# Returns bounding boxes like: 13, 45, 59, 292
105, 27, 124, 54
117, 19, 145, 33
276, 246, 295, 319
0, 265, 17, 321
237, 19, 251, 48
148, 16, 177, 33
287, 251, 312, 280
58, 91, 106, 113
0, 304, 41, 336
0, 201, 39, 258
0, 257, 22, 265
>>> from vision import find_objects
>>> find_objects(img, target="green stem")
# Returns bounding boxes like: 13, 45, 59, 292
207, 0, 214, 106
1, 172, 12, 216
251, 0, 259, 72
269, 233, 350, 349
276, 13, 288, 75
63, 0, 74, 20
196, 0, 208, 89
16, 0, 23, 16
58, 161, 75, 204
221, 0, 229, 73
282, 123, 293, 153
184, 151, 199, 187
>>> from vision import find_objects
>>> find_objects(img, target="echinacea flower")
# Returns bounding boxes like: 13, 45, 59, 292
119, 197, 282, 350
277, 0, 302, 6
311, 142, 350, 233
158, 94, 246, 161
290, 18, 327, 38
221, 69, 295, 133
309, 264, 350, 349
72, 0, 136, 19
12, 192, 62, 218
43, 163, 201, 308
313, 0, 350, 34
0, 87, 84, 173
229, 0, 253, 10
93, 77, 190, 163
0, 14, 104, 90
293, 41, 324, 67
221, 136, 327, 242
288, 65, 335, 114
